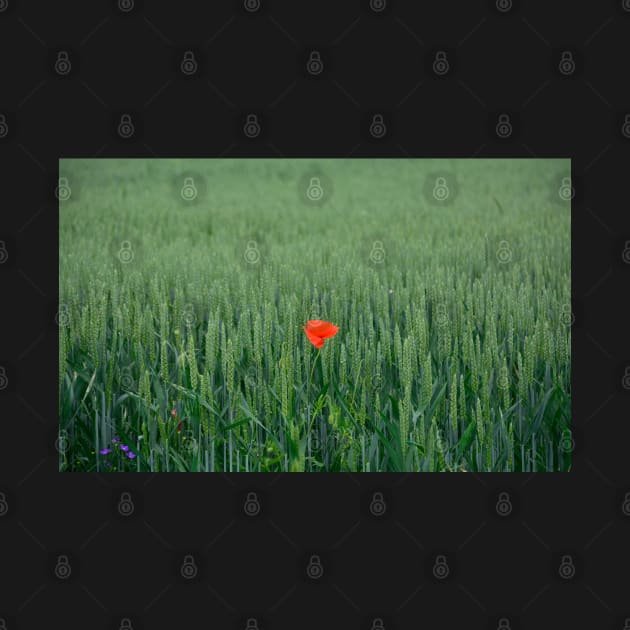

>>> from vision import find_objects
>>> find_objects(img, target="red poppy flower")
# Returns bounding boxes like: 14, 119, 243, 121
302, 319, 339, 349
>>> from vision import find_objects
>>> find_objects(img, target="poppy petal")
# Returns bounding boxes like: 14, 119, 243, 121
303, 326, 325, 348
305, 320, 327, 334
306, 320, 339, 339
319, 324, 339, 339
305, 320, 334, 335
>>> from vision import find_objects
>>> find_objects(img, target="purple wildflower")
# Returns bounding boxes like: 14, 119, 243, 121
126, 451, 136, 459
119, 444, 130, 452
99, 448, 111, 455
105, 462, 112, 468
112, 436, 120, 444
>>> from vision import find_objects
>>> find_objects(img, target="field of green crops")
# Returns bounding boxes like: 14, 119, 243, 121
59, 158, 571, 473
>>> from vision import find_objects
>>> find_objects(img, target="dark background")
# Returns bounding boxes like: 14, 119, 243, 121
1, 0, 629, 628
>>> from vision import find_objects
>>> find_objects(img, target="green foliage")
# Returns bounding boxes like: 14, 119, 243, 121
59, 158, 571, 472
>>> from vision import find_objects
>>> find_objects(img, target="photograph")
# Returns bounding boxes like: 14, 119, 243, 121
58, 158, 571, 473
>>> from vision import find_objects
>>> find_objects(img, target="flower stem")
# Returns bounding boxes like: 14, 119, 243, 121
306, 348, 321, 428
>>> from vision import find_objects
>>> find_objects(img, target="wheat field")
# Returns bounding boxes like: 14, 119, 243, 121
59, 158, 571, 472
